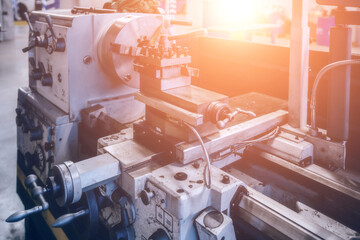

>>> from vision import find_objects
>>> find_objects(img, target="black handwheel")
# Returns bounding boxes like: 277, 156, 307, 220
66, 190, 99, 240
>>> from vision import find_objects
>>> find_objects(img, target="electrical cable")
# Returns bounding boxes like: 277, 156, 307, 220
232, 126, 280, 151
210, 126, 279, 163
183, 123, 280, 188
310, 59, 360, 135
183, 122, 212, 189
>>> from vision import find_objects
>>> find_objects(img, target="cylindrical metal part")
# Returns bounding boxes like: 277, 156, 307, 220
97, 15, 162, 89
41, 73, 53, 86
29, 126, 43, 141
52, 154, 121, 206
53, 161, 74, 207
55, 38, 66, 52
327, 26, 352, 141
76, 154, 121, 192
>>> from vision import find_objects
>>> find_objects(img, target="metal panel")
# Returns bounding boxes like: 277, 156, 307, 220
175, 110, 287, 164
236, 188, 342, 240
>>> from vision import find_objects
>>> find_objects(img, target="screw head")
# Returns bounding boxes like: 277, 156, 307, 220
83, 55, 92, 65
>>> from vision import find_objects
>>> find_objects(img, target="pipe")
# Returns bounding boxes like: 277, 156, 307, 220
309, 59, 360, 136
184, 122, 212, 189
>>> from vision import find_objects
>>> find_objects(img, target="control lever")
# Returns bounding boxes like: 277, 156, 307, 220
22, 12, 40, 53
217, 108, 256, 129
45, 15, 56, 39
22, 13, 48, 53
29, 57, 43, 80
22, 35, 48, 53
44, 15, 66, 52
38, 62, 53, 86
52, 209, 89, 228
15, 108, 43, 140
52, 190, 101, 240
207, 101, 256, 129
24, 12, 34, 33
22, 13, 65, 53
6, 175, 49, 222
22, 43, 37, 53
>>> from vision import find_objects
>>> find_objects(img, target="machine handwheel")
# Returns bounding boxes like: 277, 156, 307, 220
66, 190, 99, 240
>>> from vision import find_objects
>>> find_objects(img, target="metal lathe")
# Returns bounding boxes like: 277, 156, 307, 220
6, 1, 360, 239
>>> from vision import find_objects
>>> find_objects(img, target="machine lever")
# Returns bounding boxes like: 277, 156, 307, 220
43, 15, 66, 52
6, 175, 49, 222
217, 108, 256, 129
24, 12, 34, 33
6, 206, 44, 222
45, 15, 57, 39
52, 209, 89, 228
29, 58, 43, 80
37, 62, 53, 86
22, 43, 36, 53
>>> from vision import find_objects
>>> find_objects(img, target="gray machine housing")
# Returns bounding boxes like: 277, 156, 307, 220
28, 10, 145, 122
18, 10, 155, 182
17, 87, 78, 183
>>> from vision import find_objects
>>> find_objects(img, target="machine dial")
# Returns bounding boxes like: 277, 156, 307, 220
34, 144, 46, 172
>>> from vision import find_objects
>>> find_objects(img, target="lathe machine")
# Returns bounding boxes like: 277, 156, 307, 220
6, 1, 360, 239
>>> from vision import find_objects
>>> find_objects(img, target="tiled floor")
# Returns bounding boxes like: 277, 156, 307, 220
0, 24, 28, 240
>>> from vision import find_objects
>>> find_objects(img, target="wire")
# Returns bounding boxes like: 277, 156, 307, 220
183, 121, 280, 188
310, 59, 360, 135
210, 126, 279, 164
183, 122, 212, 189
232, 126, 280, 151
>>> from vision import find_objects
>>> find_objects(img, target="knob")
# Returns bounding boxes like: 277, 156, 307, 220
22, 13, 48, 53
38, 62, 53, 87
41, 73, 53, 86
30, 126, 42, 141
45, 15, 66, 52
6, 175, 49, 222
140, 189, 154, 206
29, 58, 43, 80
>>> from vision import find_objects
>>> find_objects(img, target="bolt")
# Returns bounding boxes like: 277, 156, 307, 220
192, 162, 200, 169
124, 74, 131, 81
222, 175, 230, 184
83, 55, 92, 65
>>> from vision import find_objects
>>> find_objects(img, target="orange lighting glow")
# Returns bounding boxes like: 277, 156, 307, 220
207, 0, 268, 28
219, 0, 257, 24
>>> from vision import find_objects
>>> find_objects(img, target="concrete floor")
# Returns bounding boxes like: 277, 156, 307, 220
0, 25, 28, 240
